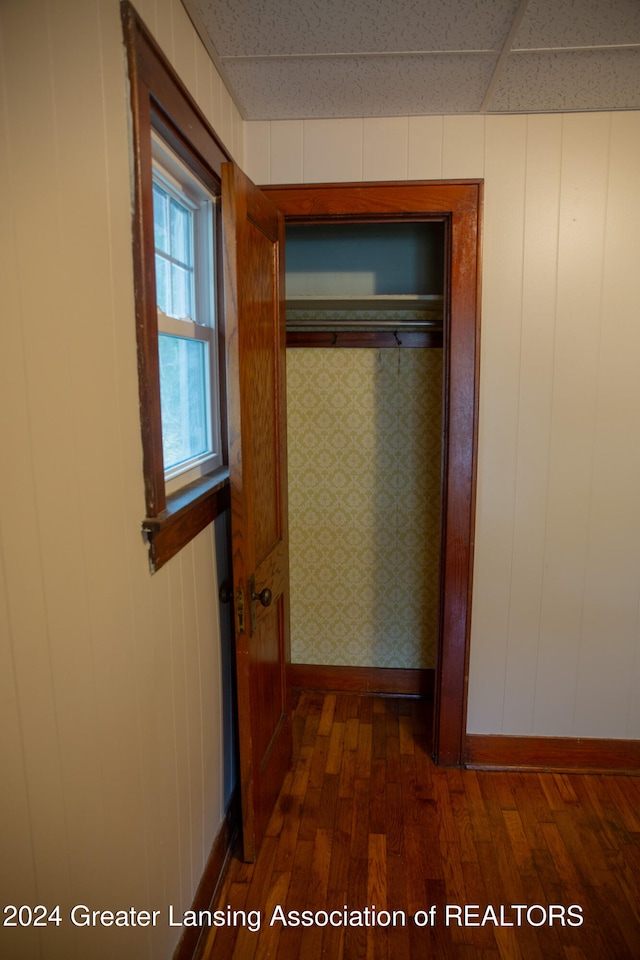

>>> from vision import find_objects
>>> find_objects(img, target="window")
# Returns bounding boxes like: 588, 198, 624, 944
152, 139, 222, 495
123, 2, 231, 571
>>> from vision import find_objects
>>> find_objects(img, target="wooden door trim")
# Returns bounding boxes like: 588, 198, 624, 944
289, 663, 435, 699
465, 733, 640, 774
263, 180, 482, 766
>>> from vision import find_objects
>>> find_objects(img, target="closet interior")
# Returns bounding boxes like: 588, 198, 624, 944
284, 219, 446, 677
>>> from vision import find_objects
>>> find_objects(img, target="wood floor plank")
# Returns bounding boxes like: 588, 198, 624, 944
350, 777, 371, 862
367, 833, 387, 907
318, 693, 337, 736
327, 797, 354, 895
355, 720, 373, 780
385, 731, 402, 784
385, 779, 404, 858
286, 837, 314, 910
326, 721, 346, 775
308, 733, 330, 790
451, 784, 480, 862
253, 869, 290, 959
607, 776, 640, 833
502, 808, 534, 874
317, 773, 339, 831
298, 700, 320, 749
358, 696, 374, 723
272, 795, 302, 873
309, 825, 333, 903
434, 769, 460, 844
399, 713, 415, 755
372, 710, 387, 760
298, 784, 321, 842
344, 856, 369, 959
369, 758, 388, 835
462, 770, 493, 844
345, 715, 360, 751
576, 775, 627, 854
384, 697, 400, 735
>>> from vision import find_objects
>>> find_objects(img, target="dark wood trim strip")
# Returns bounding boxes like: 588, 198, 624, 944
264, 179, 483, 209
465, 733, 640, 774
286, 330, 443, 348
288, 663, 434, 699
172, 789, 240, 960
143, 473, 231, 572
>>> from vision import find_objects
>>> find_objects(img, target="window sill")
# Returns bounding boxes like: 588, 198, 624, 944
142, 466, 230, 572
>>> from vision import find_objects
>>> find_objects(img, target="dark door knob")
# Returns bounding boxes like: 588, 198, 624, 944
251, 587, 272, 607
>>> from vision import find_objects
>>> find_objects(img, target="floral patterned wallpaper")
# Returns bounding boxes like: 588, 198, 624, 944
286, 347, 443, 669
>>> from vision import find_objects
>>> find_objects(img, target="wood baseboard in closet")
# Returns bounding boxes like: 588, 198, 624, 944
288, 662, 435, 699
172, 789, 240, 960
465, 733, 640, 774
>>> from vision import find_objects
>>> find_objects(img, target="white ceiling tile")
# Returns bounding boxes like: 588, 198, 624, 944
182, 0, 640, 118
490, 48, 640, 112
223, 54, 497, 119
515, 0, 640, 49
191, 0, 522, 56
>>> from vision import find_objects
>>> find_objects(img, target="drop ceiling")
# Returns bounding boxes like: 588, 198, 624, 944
182, 0, 640, 119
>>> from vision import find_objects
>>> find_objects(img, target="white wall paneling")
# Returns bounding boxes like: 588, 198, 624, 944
362, 117, 409, 181
0, 1, 241, 957
247, 110, 640, 741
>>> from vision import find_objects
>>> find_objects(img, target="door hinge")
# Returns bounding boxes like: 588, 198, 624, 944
236, 588, 245, 635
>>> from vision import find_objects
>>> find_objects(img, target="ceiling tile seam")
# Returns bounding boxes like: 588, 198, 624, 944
221, 51, 499, 62
480, 0, 533, 113
511, 44, 640, 53
249, 108, 635, 125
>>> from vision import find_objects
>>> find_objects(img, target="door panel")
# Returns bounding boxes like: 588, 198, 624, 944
222, 162, 291, 861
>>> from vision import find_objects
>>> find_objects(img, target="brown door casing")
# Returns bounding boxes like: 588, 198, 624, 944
223, 163, 292, 860
262, 181, 482, 766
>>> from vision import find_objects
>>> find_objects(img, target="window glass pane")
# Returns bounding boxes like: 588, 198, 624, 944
153, 183, 169, 254
154, 254, 170, 315
170, 263, 192, 320
170, 197, 191, 265
153, 178, 195, 320
158, 333, 210, 471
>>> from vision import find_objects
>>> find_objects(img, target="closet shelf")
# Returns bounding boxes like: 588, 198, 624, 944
287, 294, 443, 312
286, 294, 444, 333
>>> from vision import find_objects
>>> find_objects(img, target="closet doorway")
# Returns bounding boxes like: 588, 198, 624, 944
264, 182, 482, 765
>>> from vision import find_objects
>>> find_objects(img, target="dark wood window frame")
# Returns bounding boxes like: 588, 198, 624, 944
122, 2, 231, 571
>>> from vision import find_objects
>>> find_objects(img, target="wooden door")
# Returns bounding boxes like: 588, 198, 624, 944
222, 162, 292, 861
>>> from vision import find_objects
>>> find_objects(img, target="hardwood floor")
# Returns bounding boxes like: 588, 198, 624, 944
202, 692, 640, 959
